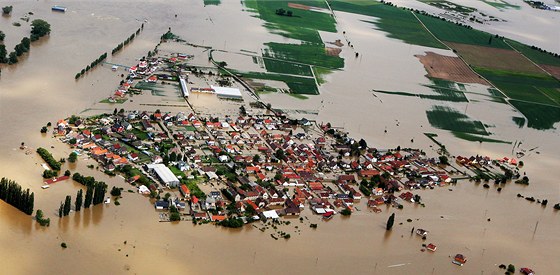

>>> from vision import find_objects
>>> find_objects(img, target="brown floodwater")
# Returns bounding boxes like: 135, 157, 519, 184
0, 1, 559, 274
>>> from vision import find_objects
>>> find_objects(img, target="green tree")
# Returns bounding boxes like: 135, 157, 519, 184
170, 212, 181, 221
68, 152, 77, 163
30, 19, 51, 41
2, 5, 13, 15
0, 44, 7, 63
21, 37, 31, 49
35, 209, 50, 226
438, 155, 449, 165
63, 195, 71, 216
75, 189, 83, 212
84, 185, 93, 208
386, 213, 395, 230
8, 51, 18, 64
358, 138, 367, 149
275, 149, 286, 161
110, 186, 121, 197
507, 264, 515, 273
58, 202, 63, 217
0, 30, 5, 42
340, 208, 352, 216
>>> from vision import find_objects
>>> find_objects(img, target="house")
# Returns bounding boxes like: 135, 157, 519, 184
416, 229, 428, 237
453, 254, 467, 266
399, 191, 414, 202
211, 215, 226, 222
426, 243, 437, 252
155, 200, 170, 210
142, 120, 154, 132
180, 184, 190, 198
359, 169, 380, 178
284, 198, 301, 216
193, 212, 208, 220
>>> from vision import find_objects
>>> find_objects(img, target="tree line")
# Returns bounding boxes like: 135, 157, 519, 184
37, 147, 62, 171
58, 174, 110, 217
75, 52, 108, 79
0, 178, 34, 215
111, 24, 143, 55
0, 19, 50, 65
72, 173, 108, 206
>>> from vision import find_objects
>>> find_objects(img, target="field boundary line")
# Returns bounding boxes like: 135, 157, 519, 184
503, 39, 555, 78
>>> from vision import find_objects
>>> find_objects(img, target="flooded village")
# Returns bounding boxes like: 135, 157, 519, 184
1, 1, 559, 274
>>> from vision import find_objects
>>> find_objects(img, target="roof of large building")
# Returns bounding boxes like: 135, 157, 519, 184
211, 85, 242, 98
180, 77, 189, 97
147, 163, 179, 184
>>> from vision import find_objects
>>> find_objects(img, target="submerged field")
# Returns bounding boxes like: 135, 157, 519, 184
237, 0, 343, 95
426, 105, 489, 135
329, 0, 446, 49
222, 0, 560, 130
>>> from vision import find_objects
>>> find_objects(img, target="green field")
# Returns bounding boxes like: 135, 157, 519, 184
245, 0, 335, 43
262, 58, 313, 77
238, 71, 318, 94
475, 68, 560, 106
510, 100, 560, 130
506, 39, 560, 67
512, 116, 525, 128
426, 105, 489, 135
203, 0, 221, 6
375, 78, 469, 102
417, 14, 510, 49
329, 1, 446, 49
241, 0, 342, 95
264, 42, 343, 69
452, 132, 511, 144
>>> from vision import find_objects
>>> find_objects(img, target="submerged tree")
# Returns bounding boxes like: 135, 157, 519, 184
386, 213, 395, 230
30, 19, 51, 41
2, 5, 13, 15
63, 195, 71, 216
75, 189, 83, 212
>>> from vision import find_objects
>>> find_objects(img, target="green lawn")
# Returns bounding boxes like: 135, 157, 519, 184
416, 14, 510, 49
426, 105, 489, 135
131, 128, 149, 140
329, 1, 446, 49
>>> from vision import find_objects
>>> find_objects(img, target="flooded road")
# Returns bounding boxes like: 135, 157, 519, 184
0, 1, 559, 274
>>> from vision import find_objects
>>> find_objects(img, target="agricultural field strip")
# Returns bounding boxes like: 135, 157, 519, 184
214, 49, 335, 76
502, 39, 558, 78
413, 11, 560, 111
